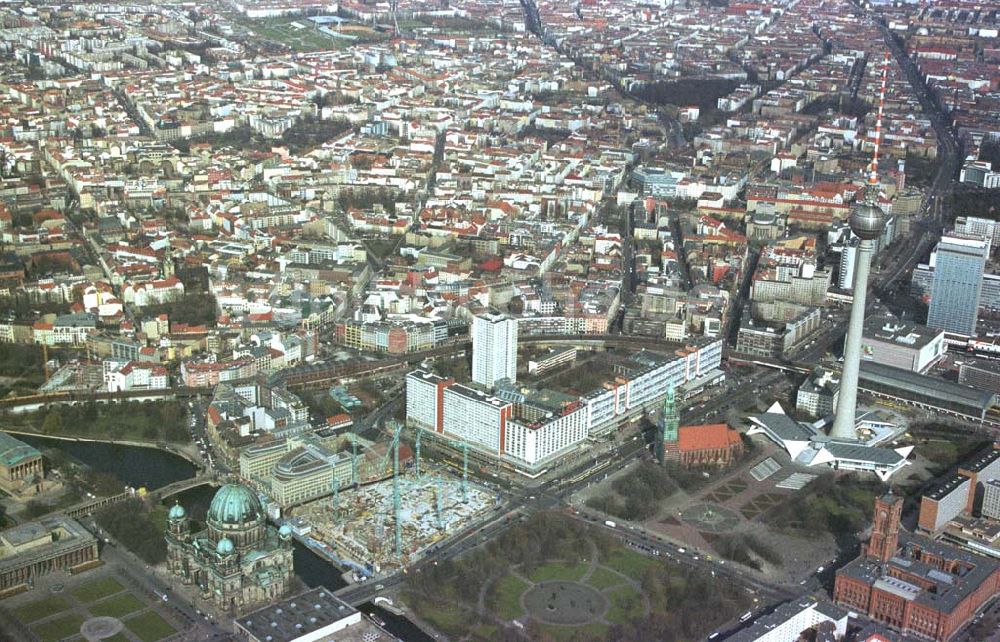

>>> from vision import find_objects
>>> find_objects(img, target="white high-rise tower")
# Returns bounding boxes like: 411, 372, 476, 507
830, 52, 891, 441
472, 313, 517, 388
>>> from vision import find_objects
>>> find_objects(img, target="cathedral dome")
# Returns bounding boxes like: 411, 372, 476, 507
207, 484, 263, 528
168, 503, 186, 520
216, 537, 235, 556
279, 524, 293, 540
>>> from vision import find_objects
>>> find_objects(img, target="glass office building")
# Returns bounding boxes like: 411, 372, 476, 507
927, 235, 989, 336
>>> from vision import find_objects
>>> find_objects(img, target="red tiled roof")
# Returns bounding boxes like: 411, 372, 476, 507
677, 423, 742, 452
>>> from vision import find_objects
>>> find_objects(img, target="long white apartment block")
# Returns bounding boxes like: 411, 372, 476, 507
406, 339, 723, 474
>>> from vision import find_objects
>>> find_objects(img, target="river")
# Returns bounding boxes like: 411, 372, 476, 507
19, 434, 197, 490
23, 438, 434, 641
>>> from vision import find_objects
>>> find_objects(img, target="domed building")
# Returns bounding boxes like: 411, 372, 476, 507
165, 483, 294, 613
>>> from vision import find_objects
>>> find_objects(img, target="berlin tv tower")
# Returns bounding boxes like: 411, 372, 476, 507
829, 51, 890, 441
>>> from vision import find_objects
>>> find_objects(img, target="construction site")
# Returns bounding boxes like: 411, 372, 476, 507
287, 422, 499, 573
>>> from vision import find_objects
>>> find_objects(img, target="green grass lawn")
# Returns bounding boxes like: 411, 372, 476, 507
604, 548, 660, 579
527, 562, 589, 583
490, 574, 529, 620
105, 634, 131, 642
125, 610, 176, 642
71, 576, 125, 603
469, 623, 498, 641
90, 592, 145, 618
410, 599, 470, 637
31, 613, 85, 642
586, 565, 626, 591
605, 585, 645, 625
13, 595, 71, 623
249, 20, 354, 51
920, 440, 957, 462
538, 622, 609, 641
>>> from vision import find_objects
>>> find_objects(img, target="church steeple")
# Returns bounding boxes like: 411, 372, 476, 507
659, 386, 679, 464
163, 242, 175, 279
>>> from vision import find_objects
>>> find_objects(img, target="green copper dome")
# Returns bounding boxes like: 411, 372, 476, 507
207, 484, 263, 527
168, 503, 186, 520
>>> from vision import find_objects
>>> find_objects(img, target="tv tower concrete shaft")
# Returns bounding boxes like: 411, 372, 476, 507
831, 50, 891, 440
830, 238, 875, 439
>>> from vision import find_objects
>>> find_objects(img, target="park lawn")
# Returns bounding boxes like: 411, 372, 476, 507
604, 548, 660, 579
31, 613, 85, 642
490, 574, 529, 620
249, 20, 353, 51
90, 592, 145, 618
920, 439, 958, 465
412, 599, 471, 636
150, 505, 170, 533
126, 610, 176, 642
105, 634, 131, 642
605, 585, 645, 625
13, 595, 71, 623
527, 561, 589, 583
396, 18, 429, 29
586, 565, 626, 591
470, 623, 498, 641
72, 575, 125, 603
538, 622, 609, 641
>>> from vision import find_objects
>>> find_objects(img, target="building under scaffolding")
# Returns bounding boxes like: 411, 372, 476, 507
293, 471, 494, 572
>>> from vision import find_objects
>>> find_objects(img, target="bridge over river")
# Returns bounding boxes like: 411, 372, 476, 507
62, 473, 216, 519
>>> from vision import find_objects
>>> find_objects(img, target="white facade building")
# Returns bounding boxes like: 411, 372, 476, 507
505, 405, 589, 466
441, 384, 512, 454
472, 313, 517, 388
983, 479, 1000, 521
722, 599, 847, 642
838, 239, 858, 290
405, 340, 725, 473
104, 360, 169, 392
405, 370, 449, 432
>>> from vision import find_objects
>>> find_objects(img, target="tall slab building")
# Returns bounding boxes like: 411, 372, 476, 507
472, 312, 517, 389
927, 234, 988, 337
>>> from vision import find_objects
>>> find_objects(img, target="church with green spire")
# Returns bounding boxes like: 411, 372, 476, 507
658, 386, 680, 464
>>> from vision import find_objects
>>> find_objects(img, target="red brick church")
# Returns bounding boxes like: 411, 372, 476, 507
665, 423, 744, 467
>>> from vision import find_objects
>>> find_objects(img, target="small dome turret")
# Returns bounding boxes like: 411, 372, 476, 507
168, 503, 186, 520
216, 537, 235, 556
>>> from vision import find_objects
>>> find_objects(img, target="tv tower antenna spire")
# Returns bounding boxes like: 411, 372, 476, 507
866, 50, 890, 197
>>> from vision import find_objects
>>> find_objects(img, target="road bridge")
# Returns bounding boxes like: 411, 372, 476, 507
65, 492, 131, 518
154, 474, 217, 500
0, 386, 210, 413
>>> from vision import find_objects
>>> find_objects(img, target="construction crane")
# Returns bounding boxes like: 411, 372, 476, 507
435, 476, 444, 530
449, 439, 471, 502
389, 0, 400, 37
414, 428, 423, 480
350, 432, 359, 487
388, 420, 404, 558
331, 473, 340, 521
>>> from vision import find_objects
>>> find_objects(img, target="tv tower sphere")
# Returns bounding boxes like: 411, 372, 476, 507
849, 200, 886, 241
